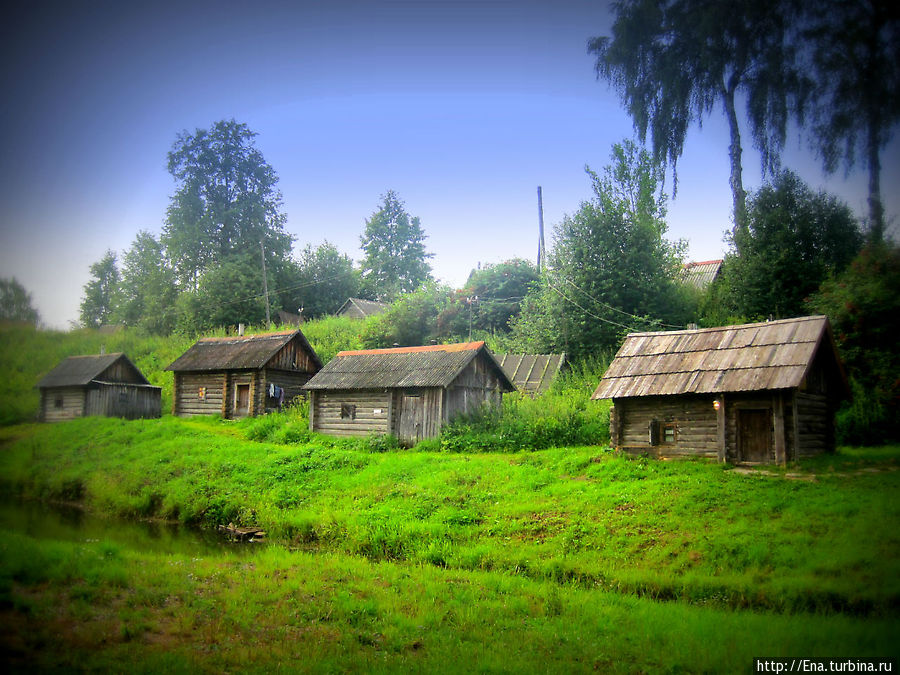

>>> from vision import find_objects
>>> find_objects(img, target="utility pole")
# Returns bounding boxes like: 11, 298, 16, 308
260, 240, 271, 330
537, 186, 545, 274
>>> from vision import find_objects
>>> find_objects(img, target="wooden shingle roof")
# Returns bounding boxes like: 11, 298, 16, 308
165, 329, 321, 372
37, 353, 149, 388
495, 354, 566, 395
303, 341, 516, 391
592, 315, 848, 400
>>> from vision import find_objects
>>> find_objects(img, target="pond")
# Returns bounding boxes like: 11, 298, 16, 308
0, 497, 259, 557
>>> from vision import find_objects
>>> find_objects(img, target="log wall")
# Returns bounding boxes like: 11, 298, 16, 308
41, 387, 85, 422
173, 372, 225, 417
615, 395, 720, 458
310, 389, 392, 437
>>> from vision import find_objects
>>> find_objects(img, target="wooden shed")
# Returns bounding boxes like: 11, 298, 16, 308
303, 341, 516, 446
592, 316, 850, 464
37, 353, 161, 422
495, 353, 567, 396
335, 297, 389, 319
165, 329, 322, 418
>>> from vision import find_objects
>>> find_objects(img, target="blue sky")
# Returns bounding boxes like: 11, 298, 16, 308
2, 0, 897, 329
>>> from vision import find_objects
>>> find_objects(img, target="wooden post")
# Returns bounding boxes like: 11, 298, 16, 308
773, 394, 786, 466
791, 391, 801, 462
308, 391, 316, 431
716, 395, 726, 463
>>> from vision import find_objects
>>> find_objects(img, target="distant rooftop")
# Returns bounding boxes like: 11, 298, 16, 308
681, 260, 723, 289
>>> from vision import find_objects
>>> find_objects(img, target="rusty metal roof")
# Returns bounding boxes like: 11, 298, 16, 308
592, 315, 847, 400
681, 259, 723, 289
495, 354, 566, 395
165, 329, 321, 372
304, 341, 516, 391
37, 353, 149, 388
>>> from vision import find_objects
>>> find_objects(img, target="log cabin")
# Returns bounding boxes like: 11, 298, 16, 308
303, 341, 516, 446
592, 316, 850, 464
335, 297, 389, 319
165, 329, 322, 418
37, 353, 161, 421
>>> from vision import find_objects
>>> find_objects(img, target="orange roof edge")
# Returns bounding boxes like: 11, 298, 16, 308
683, 259, 723, 268
338, 341, 486, 356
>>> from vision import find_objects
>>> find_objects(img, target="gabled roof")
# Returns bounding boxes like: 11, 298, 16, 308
165, 329, 322, 372
681, 259, 723, 289
495, 354, 566, 395
592, 315, 849, 400
304, 341, 516, 391
336, 297, 390, 318
37, 353, 149, 388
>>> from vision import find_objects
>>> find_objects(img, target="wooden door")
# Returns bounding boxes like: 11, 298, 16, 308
739, 409, 772, 463
235, 384, 250, 417
398, 395, 423, 446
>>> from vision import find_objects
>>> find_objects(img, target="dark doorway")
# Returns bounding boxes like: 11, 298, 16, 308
738, 408, 772, 463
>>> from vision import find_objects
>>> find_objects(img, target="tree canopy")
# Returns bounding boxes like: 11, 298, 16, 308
714, 172, 863, 321
359, 191, 433, 302
79, 250, 120, 329
285, 242, 360, 319
114, 231, 178, 335
163, 119, 293, 289
590, 0, 806, 233
802, 0, 900, 241
511, 141, 689, 358
0, 278, 40, 324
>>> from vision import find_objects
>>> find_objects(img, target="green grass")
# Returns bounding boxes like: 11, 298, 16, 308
1, 532, 896, 673
2, 417, 898, 615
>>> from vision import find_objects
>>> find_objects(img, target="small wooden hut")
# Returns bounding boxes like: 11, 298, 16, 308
335, 298, 389, 320
166, 329, 322, 418
37, 353, 161, 422
592, 316, 849, 464
495, 353, 567, 396
303, 341, 516, 445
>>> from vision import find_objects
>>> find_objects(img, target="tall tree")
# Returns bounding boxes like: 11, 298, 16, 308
0, 277, 40, 324
285, 241, 360, 319
114, 231, 178, 335
589, 0, 806, 234
717, 171, 863, 320
163, 119, 293, 289
176, 256, 272, 333
461, 259, 539, 335
513, 141, 688, 357
803, 0, 900, 242
79, 250, 120, 328
359, 191, 433, 301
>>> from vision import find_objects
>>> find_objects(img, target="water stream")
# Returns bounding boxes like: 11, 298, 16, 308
0, 497, 258, 556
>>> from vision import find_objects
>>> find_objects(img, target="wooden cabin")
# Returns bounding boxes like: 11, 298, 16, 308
495, 353, 567, 396
165, 329, 322, 418
37, 353, 161, 422
303, 341, 516, 446
335, 297, 389, 320
592, 316, 850, 464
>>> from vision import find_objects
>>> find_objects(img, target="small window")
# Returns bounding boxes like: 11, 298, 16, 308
54, 396, 64, 409
119, 392, 129, 403
662, 423, 676, 444
340, 403, 356, 420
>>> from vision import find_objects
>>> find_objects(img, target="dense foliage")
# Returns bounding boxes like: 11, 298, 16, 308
808, 242, 900, 443
509, 142, 690, 358
716, 171, 863, 320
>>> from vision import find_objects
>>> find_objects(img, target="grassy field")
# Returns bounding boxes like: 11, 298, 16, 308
1, 324, 898, 670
